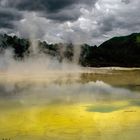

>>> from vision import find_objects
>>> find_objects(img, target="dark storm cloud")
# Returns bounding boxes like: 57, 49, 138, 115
46, 8, 81, 22
3, 0, 98, 21
0, 8, 22, 29
0, 0, 140, 45
6, 0, 97, 12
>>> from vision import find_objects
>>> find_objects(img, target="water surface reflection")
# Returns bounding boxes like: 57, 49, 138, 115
0, 69, 140, 140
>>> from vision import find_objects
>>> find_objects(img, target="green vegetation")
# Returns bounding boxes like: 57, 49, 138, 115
136, 36, 140, 43
0, 33, 140, 67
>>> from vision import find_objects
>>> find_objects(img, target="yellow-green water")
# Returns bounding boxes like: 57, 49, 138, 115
0, 69, 140, 140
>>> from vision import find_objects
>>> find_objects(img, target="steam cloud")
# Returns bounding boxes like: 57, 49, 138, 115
0, 79, 139, 106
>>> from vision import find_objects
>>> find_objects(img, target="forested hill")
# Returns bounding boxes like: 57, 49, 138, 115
0, 33, 140, 67
94, 33, 140, 67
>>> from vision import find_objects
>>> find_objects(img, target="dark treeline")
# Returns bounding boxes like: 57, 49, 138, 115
0, 33, 140, 67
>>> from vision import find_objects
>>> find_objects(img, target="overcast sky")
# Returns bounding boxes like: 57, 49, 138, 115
0, 0, 140, 45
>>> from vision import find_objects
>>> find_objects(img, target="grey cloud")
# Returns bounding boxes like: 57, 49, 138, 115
46, 8, 81, 22
121, 0, 130, 4
6, 0, 77, 12
5, 0, 97, 12
0, 8, 22, 29
104, 5, 139, 33
98, 16, 116, 34
88, 0, 140, 44
0, 0, 140, 45
3, 0, 98, 22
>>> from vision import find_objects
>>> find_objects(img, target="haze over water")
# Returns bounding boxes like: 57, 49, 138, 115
0, 68, 140, 140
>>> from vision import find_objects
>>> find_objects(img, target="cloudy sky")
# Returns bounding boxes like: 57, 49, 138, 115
0, 0, 140, 45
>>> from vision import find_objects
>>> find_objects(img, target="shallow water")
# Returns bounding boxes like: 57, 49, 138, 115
0, 68, 140, 140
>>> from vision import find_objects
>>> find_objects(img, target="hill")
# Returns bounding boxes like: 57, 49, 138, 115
82, 33, 140, 67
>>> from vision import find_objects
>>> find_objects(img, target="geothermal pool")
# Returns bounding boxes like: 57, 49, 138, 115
0, 68, 140, 140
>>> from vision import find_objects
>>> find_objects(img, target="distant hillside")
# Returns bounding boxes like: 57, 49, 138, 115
0, 33, 140, 67
94, 33, 140, 67
82, 33, 140, 67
